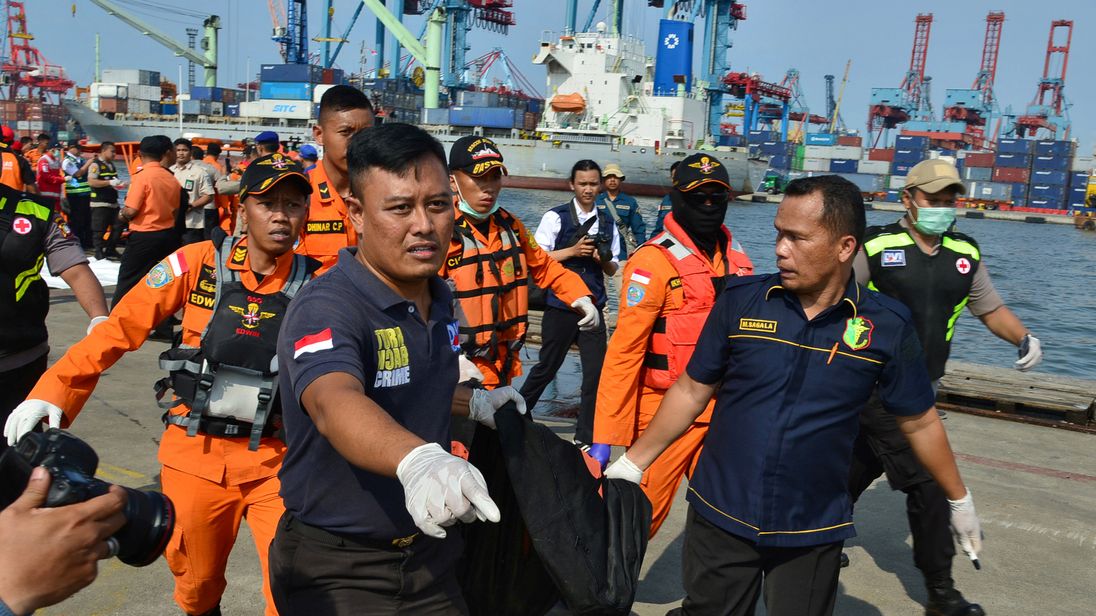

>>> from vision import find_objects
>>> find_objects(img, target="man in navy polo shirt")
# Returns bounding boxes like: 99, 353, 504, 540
605, 175, 983, 616
270, 123, 525, 615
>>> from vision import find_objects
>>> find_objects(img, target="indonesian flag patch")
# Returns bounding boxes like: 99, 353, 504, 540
294, 328, 334, 359
167, 252, 189, 277
629, 268, 652, 285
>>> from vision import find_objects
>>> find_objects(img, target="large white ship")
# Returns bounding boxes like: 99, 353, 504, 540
67, 28, 750, 196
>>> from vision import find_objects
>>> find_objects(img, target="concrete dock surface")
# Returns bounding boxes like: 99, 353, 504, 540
35, 289, 1095, 615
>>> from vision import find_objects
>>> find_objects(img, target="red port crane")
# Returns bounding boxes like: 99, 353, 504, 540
867, 13, 933, 147
2, 1, 74, 102
938, 11, 1005, 149
1014, 20, 1072, 139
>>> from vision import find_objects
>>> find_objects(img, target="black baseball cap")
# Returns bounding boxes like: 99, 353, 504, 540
673, 153, 731, 192
448, 135, 508, 176
239, 153, 312, 199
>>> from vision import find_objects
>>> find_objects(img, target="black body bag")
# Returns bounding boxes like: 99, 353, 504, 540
459, 404, 652, 615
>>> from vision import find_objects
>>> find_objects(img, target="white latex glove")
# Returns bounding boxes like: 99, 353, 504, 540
395, 442, 500, 538
457, 354, 485, 384
4, 400, 64, 446
1014, 334, 1042, 372
86, 315, 109, 335
948, 490, 983, 562
108, 178, 122, 187
604, 452, 643, 484
571, 296, 600, 331
467, 386, 527, 430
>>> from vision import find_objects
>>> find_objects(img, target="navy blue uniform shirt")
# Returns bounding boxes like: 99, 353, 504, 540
685, 273, 935, 547
277, 248, 460, 538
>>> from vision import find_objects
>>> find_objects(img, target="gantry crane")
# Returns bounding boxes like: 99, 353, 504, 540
270, 0, 310, 64
722, 71, 791, 140
1013, 19, 1072, 140
940, 11, 1005, 149
867, 13, 933, 148
1, 1, 73, 102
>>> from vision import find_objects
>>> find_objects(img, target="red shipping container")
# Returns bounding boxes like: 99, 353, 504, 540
992, 167, 1029, 183
964, 152, 996, 168
98, 98, 127, 114
869, 148, 895, 162
837, 136, 863, 147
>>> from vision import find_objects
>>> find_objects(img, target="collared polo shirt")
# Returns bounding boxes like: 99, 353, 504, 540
684, 273, 935, 548
278, 248, 460, 538
125, 161, 180, 232
171, 161, 215, 229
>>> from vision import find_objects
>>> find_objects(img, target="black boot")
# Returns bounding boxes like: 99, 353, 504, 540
925, 583, 985, 616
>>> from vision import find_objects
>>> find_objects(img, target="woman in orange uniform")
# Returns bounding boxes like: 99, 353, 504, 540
593, 153, 754, 535
5, 153, 317, 616
441, 136, 596, 388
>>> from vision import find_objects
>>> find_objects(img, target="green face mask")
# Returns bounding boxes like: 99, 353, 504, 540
912, 206, 956, 236
455, 184, 500, 221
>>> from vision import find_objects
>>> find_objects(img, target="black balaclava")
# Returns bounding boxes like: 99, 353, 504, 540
669, 188, 728, 257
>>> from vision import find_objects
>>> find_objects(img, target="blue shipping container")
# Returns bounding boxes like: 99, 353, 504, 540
190, 86, 223, 102
891, 163, 914, 176
829, 159, 858, 173
448, 106, 519, 129
653, 19, 694, 95
769, 154, 790, 169
1033, 140, 1075, 157
895, 134, 930, 150
161, 103, 178, 115
1029, 169, 1069, 186
1069, 171, 1090, 188
748, 130, 779, 144
893, 149, 926, 165
759, 141, 795, 156
225, 103, 240, 117
1011, 197, 1027, 208
1031, 155, 1071, 172
717, 135, 746, 147
886, 189, 901, 202
260, 63, 323, 83
1028, 197, 1063, 210
260, 81, 313, 100
805, 133, 837, 146
748, 145, 761, 157
996, 138, 1034, 154
1010, 182, 1028, 199
1028, 184, 1067, 200
1068, 187, 1088, 206
994, 153, 1030, 169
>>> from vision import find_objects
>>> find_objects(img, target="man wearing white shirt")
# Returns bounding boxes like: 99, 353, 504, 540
520, 159, 620, 447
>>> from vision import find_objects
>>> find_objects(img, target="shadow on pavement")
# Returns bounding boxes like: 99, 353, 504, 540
833, 582, 886, 616
846, 483, 929, 607
635, 528, 685, 605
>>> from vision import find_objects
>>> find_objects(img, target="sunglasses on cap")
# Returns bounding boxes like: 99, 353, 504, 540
682, 190, 729, 206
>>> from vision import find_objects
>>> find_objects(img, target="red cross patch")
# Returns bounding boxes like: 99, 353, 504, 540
11, 216, 32, 235
955, 257, 971, 274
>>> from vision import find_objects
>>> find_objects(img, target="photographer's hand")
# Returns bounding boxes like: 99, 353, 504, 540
0, 467, 126, 615
572, 237, 596, 259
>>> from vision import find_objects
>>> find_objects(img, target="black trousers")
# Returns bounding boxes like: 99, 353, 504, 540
112, 228, 180, 310
181, 228, 205, 246
269, 513, 467, 615
90, 206, 122, 257
203, 208, 219, 240
678, 506, 843, 616
0, 353, 48, 454
66, 193, 93, 248
518, 305, 606, 444
848, 396, 955, 585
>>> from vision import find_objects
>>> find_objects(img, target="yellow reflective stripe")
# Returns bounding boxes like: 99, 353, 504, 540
13, 254, 44, 301
867, 280, 879, 292
941, 236, 980, 260
945, 296, 969, 342
687, 487, 760, 531
14, 199, 51, 221
863, 233, 914, 257
728, 333, 884, 365
689, 487, 855, 536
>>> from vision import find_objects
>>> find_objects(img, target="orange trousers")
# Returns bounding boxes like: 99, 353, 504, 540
161, 466, 283, 615
635, 391, 712, 537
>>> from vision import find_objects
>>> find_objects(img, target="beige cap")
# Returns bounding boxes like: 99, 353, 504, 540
601, 163, 625, 179
904, 159, 967, 195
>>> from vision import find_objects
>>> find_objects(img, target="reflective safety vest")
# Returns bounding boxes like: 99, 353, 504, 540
63, 154, 91, 195
155, 231, 311, 450
89, 158, 119, 203
0, 189, 52, 360
643, 223, 753, 390
863, 222, 980, 380
449, 211, 528, 379
0, 151, 23, 191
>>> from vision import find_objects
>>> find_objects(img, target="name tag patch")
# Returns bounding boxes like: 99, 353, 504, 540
739, 318, 777, 333
881, 249, 906, 267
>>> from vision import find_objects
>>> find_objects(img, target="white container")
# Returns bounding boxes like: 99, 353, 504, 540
313, 84, 336, 103
130, 99, 151, 114
257, 99, 311, 119
829, 145, 863, 160
803, 145, 835, 159
210, 102, 224, 116
1072, 156, 1094, 172
102, 69, 141, 85
888, 175, 907, 189
800, 158, 829, 172
93, 82, 128, 99
857, 160, 891, 175
238, 101, 262, 117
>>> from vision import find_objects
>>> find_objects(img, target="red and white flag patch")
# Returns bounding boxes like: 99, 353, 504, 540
294, 328, 334, 359
167, 252, 189, 277
629, 268, 652, 285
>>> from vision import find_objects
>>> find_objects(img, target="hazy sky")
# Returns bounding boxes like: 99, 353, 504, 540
29, 1, 1094, 153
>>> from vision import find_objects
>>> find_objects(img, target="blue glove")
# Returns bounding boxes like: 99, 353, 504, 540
588, 443, 611, 470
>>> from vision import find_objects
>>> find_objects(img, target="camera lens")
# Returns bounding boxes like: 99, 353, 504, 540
113, 487, 176, 567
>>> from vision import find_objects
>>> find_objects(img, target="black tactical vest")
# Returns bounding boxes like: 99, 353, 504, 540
0, 188, 54, 360
90, 158, 119, 204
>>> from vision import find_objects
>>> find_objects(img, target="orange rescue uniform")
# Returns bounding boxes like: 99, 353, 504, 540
26, 237, 310, 616
594, 213, 753, 535
294, 161, 355, 274
441, 208, 591, 388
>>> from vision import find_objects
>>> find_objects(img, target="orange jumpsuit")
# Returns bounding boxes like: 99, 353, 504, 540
440, 208, 591, 388
294, 161, 356, 274
26, 237, 308, 616
595, 215, 753, 535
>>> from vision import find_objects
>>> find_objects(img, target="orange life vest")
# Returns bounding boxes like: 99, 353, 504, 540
449, 210, 528, 377
0, 151, 22, 190
642, 219, 753, 390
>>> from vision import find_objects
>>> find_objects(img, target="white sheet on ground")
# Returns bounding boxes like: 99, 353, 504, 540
42, 258, 120, 290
